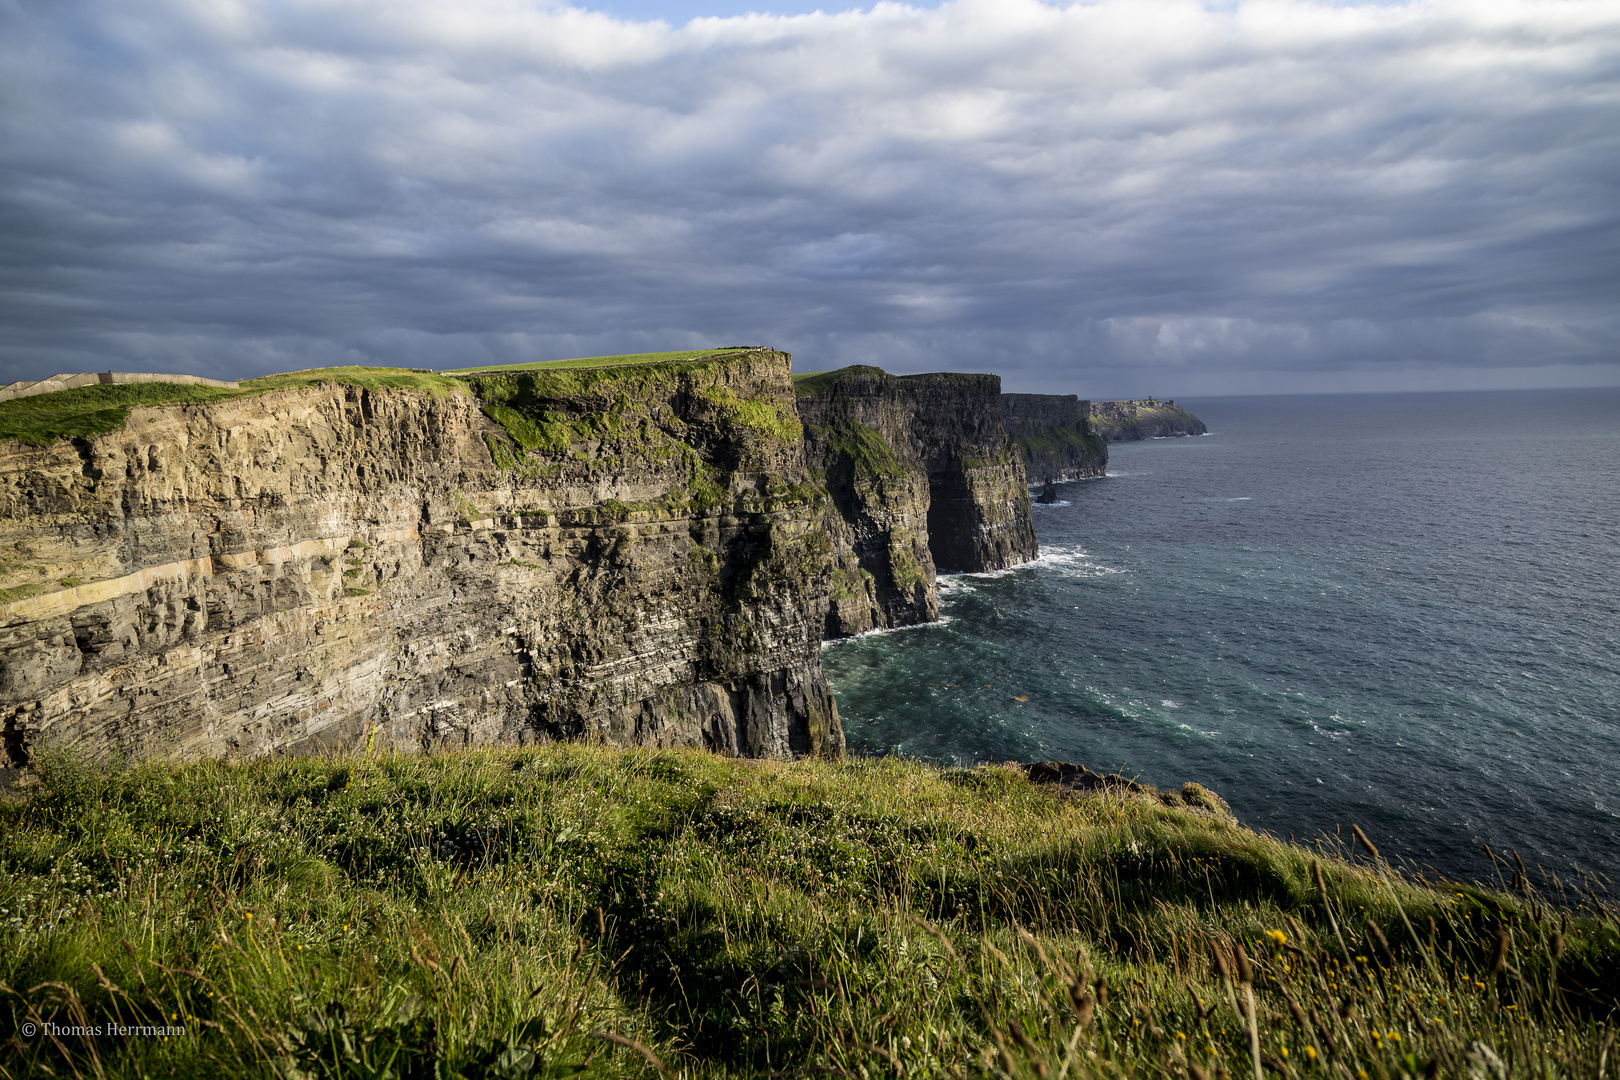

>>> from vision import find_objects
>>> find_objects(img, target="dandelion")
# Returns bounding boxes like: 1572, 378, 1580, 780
1305, 1047, 1317, 1062
1266, 929, 1287, 948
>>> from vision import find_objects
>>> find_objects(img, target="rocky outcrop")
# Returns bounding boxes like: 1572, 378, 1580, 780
0, 350, 843, 766
1002, 393, 1107, 482
795, 367, 1036, 636
1089, 399, 1207, 441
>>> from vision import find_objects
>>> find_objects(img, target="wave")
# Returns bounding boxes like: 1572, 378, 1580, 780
1031, 544, 1128, 577
820, 616, 953, 648
1031, 499, 1072, 508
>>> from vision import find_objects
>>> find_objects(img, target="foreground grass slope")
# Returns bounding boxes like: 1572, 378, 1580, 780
1, 747, 1615, 1079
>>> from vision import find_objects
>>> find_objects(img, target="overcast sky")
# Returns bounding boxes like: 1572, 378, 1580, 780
2, 0, 1616, 397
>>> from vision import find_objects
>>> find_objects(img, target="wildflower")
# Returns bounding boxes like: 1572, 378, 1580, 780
1266, 929, 1287, 948
1280, 1048, 1288, 1058
1305, 1047, 1317, 1062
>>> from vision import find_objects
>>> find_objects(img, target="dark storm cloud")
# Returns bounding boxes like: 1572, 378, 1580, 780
1, 0, 1616, 394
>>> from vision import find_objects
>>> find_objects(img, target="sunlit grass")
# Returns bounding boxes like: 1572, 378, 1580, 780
0, 368, 466, 446
0, 746, 1614, 1078
442, 349, 756, 374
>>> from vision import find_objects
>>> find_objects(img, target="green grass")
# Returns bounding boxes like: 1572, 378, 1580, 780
1015, 425, 1107, 458
0, 369, 466, 447
0, 384, 245, 446
808, 418, 907, 478
791, 366, 889, 397
465, 353, 801, 464
2, 746, 1614, 1079
241, 367, 467, 398
442, 350, 755, 375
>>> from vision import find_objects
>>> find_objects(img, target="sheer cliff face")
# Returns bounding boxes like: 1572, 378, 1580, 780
0, 350, 843, 766
796, 367, 1036, 637
898, 374, 1037, 574
794, 367, 938, 638
1002, 393, 1108, 483
1089, 400, 1208, 442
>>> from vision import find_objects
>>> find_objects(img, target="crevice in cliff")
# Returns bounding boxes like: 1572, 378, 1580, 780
2, 711, 26, 768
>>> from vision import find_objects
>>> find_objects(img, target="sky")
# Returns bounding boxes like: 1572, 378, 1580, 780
1, 0, 1616, 398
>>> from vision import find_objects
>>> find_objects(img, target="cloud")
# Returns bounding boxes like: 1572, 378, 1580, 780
1, 0, 1616, 393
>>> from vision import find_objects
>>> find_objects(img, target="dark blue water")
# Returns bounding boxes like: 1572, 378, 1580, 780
822, 389, 1620, 886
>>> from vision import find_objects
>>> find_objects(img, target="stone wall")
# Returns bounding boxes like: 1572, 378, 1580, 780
0, 371, 240, 404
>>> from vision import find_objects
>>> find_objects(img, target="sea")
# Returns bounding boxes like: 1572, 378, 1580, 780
821, 389, 1620, 888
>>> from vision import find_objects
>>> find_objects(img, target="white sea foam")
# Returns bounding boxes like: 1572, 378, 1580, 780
1030, 544, 1128, 578
1031, 500, 1072, 508
819, 616, 952, 648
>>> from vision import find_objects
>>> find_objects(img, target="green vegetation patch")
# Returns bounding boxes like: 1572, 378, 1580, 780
466, 353, 801, 472
0, 368, 466, 447
3, 745, 1614, 1079
809, 417, 906, 477
241, 366, 467, 398
1016, 424, 1106, 457
0, 383, 244, 446
443, 349, 753, 375
792, 364, 889, 397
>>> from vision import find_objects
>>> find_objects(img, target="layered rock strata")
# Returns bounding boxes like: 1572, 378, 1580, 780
1089, 399, 1207, 441
1002, 393, 1108, 483
794, 367, 938, 638
795, 366, 1036, 637
0, 350, 843, 766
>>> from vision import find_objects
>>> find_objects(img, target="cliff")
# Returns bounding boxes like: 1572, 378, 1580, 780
795, 367, 1036, 636
793, 367, 937, 638
1002, 393, 1107, 482
0, 350, 844, 766
1088, 399, 1207, 441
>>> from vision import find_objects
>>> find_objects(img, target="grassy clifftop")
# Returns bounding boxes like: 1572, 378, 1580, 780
0, 352, 771, 448
0, 368, 468, 447
2, 746, 1613, 1078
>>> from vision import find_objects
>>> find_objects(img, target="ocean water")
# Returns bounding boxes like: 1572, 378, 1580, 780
821, 389, 1620, 886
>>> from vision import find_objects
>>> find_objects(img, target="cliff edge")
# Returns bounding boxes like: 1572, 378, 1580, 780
1089, 399, 1207, 441
0, 350, 843, 766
